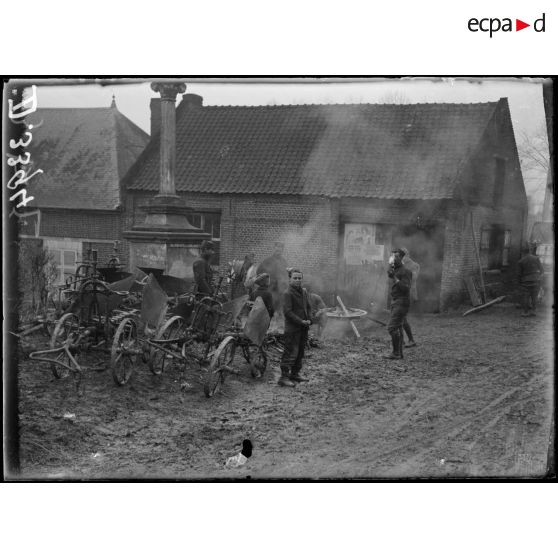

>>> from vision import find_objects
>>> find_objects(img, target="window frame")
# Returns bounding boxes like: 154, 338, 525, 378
479, 224, 510, 270
188, 212, 221, 242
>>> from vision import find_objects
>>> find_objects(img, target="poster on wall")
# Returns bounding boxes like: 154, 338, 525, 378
343, 224, 385, 265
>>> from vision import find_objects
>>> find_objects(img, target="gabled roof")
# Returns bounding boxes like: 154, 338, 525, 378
126, 100, 502, 199
26, 107, 149, 210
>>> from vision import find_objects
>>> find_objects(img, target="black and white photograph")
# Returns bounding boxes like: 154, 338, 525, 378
4, 76, 554, 480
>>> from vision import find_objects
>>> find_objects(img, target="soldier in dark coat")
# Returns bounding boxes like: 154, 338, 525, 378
257, 242, 289, 312
249, 273, 275, 319
279, 268, 313, 387
193, 240, 215, 296
518, 242, 544, 317
383, 248, 413, 360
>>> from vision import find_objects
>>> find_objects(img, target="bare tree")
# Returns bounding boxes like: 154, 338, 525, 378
517, 123, 550, 179
18, 241, 58, 318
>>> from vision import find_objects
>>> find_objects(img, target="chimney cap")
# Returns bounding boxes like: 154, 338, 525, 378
182, 93, 203, 108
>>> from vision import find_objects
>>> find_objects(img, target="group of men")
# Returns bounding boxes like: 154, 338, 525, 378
193, 241, 327, 387
192, 237, 546, 386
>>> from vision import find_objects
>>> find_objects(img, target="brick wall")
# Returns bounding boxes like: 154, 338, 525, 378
39, 208, 126, 267
126, 191, 341, 293
222, 195, 339, 291
126, 187, 526, 311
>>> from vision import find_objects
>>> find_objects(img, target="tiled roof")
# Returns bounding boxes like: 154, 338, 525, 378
26, 107, 149, 210
126, 100, 500, 199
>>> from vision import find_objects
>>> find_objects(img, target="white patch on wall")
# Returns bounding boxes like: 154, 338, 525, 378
344, 224, 384, 265
43, 238, 82, 285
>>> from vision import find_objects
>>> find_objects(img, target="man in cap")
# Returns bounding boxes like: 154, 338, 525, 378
279, 268, 313, 387
518, 242, 544, 317
193, 240, 215, 296
383, 248, 413, 360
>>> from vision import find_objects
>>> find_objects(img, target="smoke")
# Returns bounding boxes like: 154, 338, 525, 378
230, 103, 486, 312
299, 105, 464, 201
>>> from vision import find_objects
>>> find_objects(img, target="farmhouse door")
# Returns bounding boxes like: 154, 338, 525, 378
391, 224, 445, 313
339, 223, 389, 310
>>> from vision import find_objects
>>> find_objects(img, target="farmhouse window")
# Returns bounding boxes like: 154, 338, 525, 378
43, 239, 81, 285
188, 212, 221, 264
49, 249, 77, 284
188, 212, 221, 241
480, 225, 509, 269
538, 244, 553, 267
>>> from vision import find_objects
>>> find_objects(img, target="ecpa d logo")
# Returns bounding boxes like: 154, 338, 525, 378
468, 13, 546, 37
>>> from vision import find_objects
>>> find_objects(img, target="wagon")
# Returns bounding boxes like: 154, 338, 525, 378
29, 273, 139, 394
108, 274, 234, 389
202, 296, 277, 397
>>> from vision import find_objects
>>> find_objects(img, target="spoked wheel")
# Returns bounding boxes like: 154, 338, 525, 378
149, 316, 188, 376
50, 313, 80, 379
244, 344, 268, 378
109, 318, 138, 386
204, 335, 236, 398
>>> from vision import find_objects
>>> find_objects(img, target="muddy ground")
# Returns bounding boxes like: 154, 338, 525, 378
13, 303, 554, 479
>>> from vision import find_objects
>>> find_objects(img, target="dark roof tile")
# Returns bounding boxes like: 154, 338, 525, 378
26, 107, 149, 210
126, 102, 499, 199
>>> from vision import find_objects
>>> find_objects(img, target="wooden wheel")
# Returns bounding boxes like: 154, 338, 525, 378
204, 335, 236, 398
49, 313, 80, 379
149, 316, 187, 376
109, 318, 138, 386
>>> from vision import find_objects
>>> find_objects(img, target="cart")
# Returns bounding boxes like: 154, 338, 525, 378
202, 296, 276, 397
28, 273, 139, 394
108, 274, 234, 390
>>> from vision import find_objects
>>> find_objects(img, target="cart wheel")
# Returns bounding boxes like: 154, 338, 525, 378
109, 318, 137, 386
204, 335, 236, 398
246, 344, 268, 378
50, 313, 80, 379
149, 316, 187, 375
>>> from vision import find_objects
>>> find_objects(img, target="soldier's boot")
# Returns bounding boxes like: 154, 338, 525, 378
383, 331, 403, 359
278, 366, 295, 387
399, 327, 405, 359
290, 367, 309, 383
403, 321, 416, 347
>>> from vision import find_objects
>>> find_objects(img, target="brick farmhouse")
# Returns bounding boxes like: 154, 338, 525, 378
22, 102, 149, 283
123, 94, 527, 311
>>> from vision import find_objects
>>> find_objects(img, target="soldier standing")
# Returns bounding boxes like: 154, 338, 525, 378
518, 242, 544, 317
279, 269, 313, 387
193, 240, 215, 296
383, 248, 413, 360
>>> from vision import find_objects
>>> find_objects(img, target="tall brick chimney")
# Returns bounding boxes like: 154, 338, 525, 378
181, 93, 203, 109
124, 82, 210, 280
150, 98, 161, 137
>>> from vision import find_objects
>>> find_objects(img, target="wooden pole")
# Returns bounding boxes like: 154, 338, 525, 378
336, 295, 361, 338
470, 211, 487, 303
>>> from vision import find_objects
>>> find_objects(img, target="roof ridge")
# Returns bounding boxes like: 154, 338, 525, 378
35, 106, 119, 112
198, 100, 502, 109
